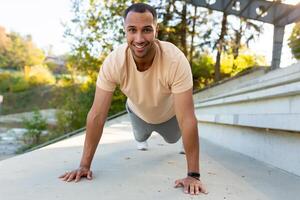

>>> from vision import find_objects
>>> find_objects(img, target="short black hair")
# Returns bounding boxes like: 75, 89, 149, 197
124, 3, 157, 22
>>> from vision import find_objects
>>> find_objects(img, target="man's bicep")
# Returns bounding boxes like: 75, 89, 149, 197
90, 86, 114, 120
173, 88, 195, 123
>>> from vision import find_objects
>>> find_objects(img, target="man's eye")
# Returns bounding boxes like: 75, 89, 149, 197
128, 29, 136, 33
143, 29, 153, 33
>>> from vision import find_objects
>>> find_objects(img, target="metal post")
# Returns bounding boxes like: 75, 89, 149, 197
271, 25, 285, 70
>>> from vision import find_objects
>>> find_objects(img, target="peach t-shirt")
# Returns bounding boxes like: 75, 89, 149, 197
96, 40, 193, 124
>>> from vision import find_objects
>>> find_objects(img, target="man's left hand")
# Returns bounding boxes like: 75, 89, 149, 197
174, 176, 208, 195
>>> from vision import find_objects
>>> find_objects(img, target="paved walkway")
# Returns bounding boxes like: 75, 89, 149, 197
0, 114, 299, 200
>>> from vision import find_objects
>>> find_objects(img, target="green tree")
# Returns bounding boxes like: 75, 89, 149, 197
157, 0, 211, 60
288, 22, 300, 59
0, 26, 11, 67
0, 27, 45, 70
209, 14, 263, 82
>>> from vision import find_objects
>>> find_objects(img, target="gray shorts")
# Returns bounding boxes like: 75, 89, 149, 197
126, 103, 181, 144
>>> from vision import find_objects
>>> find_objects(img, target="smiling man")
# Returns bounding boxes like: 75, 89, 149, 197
59, 3, 208, 195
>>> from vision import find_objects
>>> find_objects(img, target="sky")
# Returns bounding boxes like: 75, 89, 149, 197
0, 0, 299, 67
0, 0, 72, 55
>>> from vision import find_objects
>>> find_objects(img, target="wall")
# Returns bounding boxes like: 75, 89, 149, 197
194, 62, 300, 176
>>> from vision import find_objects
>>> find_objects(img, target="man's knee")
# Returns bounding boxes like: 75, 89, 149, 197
163, 134, 181, 144
134, 131, 151, 142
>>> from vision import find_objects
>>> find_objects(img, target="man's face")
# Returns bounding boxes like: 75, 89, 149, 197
124, 11, 157, 59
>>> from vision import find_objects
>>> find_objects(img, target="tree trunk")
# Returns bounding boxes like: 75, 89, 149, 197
180, 2, 187, 55
158, 0, 172, 41
214, 13, 227, 82
189, 6, 198, 65
233, 20, 242, 60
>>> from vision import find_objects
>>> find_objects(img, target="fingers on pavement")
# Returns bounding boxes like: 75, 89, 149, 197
87, 171, 93, 180
75, 171, 82, 182
174, 179, 183, 188
67, 172, 77, 182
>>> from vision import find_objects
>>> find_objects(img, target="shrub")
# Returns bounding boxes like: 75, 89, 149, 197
53, 80, 126, 135
192, 53, 215, 80
0, 72, 13, 92
10, 76, 30, 92
22, 110, 47, 145
288, 22, 300, 60
192, 54, 215, 89
0, 72, 29, 93
27, 65, 56, 86
56, 75, 74, 87
54, 81, 95, 133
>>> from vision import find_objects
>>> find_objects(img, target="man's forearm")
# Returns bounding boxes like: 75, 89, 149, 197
181, 118, 200, 173
80, 111, 105, 168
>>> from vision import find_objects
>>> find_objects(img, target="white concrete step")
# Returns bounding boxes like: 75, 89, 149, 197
194, 63, 300, 176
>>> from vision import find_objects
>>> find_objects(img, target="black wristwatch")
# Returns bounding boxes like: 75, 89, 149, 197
187, 172, 200, 180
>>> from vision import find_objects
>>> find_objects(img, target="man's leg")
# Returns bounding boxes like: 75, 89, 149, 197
150, 116, 185, 154
151, 116, 181, 144
126, 103, 152, 150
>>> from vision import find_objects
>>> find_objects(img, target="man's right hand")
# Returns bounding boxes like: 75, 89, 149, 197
59, 167, 93, 182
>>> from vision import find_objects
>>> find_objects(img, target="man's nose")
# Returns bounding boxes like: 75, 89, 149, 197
134, 32, 145, 43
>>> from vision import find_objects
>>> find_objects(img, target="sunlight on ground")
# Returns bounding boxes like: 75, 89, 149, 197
43, 126, 137, 150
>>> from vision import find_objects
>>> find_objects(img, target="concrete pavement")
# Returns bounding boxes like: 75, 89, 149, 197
0, 114, 299, 200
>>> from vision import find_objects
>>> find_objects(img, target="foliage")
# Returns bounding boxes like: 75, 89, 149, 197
10, 76, 30, 92
45, 60, 59, 72
22, 110, 47, 145
0, 65, 55, 93
0, 72, 14, 93
157, 1, 212, 59
0, 27, 45, 70
288, 22, 300, 60
155, 1, 263, 82
0, 72, 29, 93
191, 53, 215, 89
56, 74, 75, 87
109, 88, 127, 116
53, 80, 96, 133
192, 53, 214, 79
26, 65, 56, 86
53, 75, 127, 134
0, 85, 62, 115
221, 50, 266, 77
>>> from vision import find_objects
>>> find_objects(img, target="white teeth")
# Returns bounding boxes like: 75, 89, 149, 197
134, 44, 146, 49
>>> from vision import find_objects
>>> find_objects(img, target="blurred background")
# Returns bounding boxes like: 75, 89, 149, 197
0, 0, 299, 160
